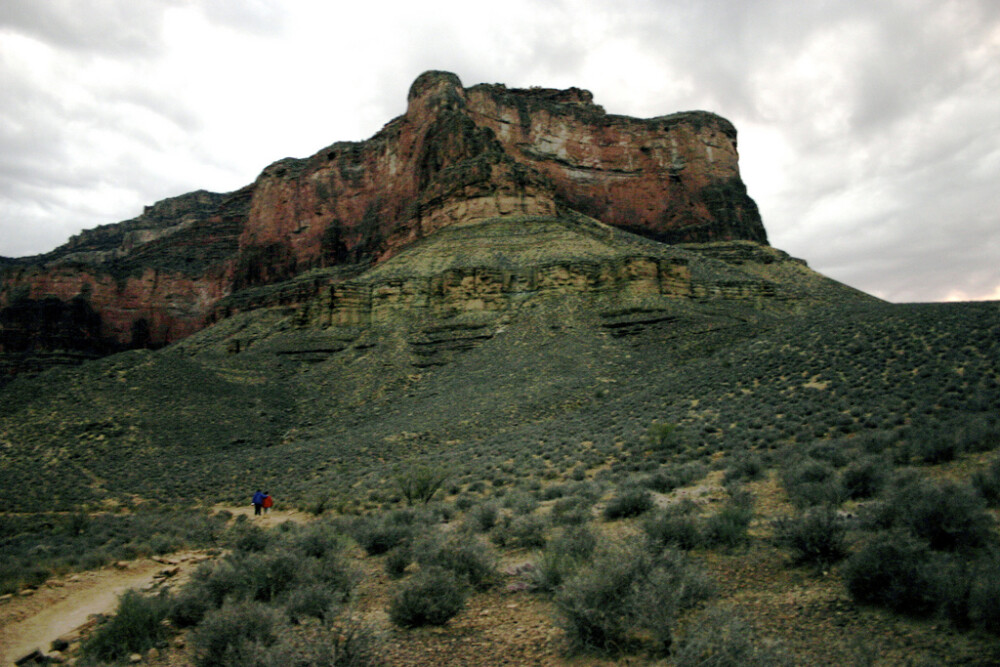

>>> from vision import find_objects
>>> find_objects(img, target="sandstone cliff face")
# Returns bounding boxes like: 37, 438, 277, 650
237, 71, 764, 283
1, 70, 767, 376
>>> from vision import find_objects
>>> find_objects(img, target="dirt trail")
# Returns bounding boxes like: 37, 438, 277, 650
0, 508, 307, 665
0, 557, 187, 665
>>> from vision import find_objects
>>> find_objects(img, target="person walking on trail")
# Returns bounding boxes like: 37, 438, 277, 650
263, 491, 274, 514
252, 489, 265, 516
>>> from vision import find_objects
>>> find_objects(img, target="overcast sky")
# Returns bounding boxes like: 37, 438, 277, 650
1, 1, 998, 302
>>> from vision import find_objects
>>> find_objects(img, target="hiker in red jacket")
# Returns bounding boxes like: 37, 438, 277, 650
262, 491, 274, 513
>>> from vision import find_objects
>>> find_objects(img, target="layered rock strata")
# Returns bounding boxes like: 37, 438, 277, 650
2, 70, 771, 377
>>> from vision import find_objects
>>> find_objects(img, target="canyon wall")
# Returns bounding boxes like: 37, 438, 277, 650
1, 71, 765, 375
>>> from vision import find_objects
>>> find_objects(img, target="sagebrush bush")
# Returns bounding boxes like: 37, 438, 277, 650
781, 458, 844, 507
842, 530, 938, 614
384, 546, 411, 579
529, 527, 597, 593
554, 541, 713, 654
82, 590, 170, 663
416, 531, 497, 590
602, 486, 654, 520
350, 515, 415, 555
701, 503, 753, 548
490, 514, 547, 549
464, 502, 499, 532
672, 604, 795, 666
772, 506, 848, 566
388, 566, 467, 627
972, 456, 1000, 506
550, 496, 592, 525
875, 475, 993, 551
191, 599, 285, 667
285, 582, 340, 624
643, 503, 701, 551
227, 522, 272, 553
291, 520, 350, 559
724, 450, 766, 483
839, 455, 889, 499
968, 553, 1000, 635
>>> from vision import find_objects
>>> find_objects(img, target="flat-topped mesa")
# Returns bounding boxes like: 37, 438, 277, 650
238, 70, 765, 287
1, 70, 769, 374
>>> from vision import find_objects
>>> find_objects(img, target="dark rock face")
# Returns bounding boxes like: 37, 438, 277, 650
0, 71, 767, 374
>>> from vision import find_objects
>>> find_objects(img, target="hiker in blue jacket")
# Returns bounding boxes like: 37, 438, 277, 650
252, 489, 265, 516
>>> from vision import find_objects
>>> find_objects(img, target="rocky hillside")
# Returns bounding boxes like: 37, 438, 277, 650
1, 71, 768, 381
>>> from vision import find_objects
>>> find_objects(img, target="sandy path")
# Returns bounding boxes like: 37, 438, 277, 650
0, 558, 181, 665
0, 508, 307, 665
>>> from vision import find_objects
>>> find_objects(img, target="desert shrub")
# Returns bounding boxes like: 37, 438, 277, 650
876, 476, 992, 551
672, 604, 795, 666
805, 440, 852, 468
169, 579, 215, 627
464, 502, 499, 532
640, 470, 680, 493
603, 486, 654, 520
81, 590, 171, 663
644, 421, 683, 452
416, 532, 497, 590
393, 465, 449, 505
772, 506, 848, 566
261, 612, 384, 667
384, 546, 411, 579
454, 495, 476, 511
550, 496, 592, 525
191, 599, 285, 667
388, 566, 467, 628
968, 552, 1000, 635
856, 429, 899, 454
503, 492, 539, 515
241, 548, 305, 602
554, 542, 713, 654
910, 431, 960, 464
954, 415, 1000, 453
350, 515, 415, 556
781, 458, 844, 507
701, 503, 753, 548
839, 455, 889, 499
643, 503, 701, 551
972, 456, 1000, 506
290, 521, 350, 559
529, 527, 597, 593
724, 450, 765, 483
490, 514, 548, 549
285, 582, 340, 624
227, 523, 272, 553
842, 530, 938, 614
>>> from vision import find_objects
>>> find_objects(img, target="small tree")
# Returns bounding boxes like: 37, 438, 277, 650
393, 465, 449, 505
645, 421, 682, 452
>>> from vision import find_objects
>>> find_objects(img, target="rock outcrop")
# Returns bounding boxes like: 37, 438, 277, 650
2, 71, 776, 379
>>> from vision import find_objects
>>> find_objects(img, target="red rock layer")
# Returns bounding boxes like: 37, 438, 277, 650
1, 70, 764, 355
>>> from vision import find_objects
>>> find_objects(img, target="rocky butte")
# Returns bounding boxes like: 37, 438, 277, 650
0, 71, 865, 381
